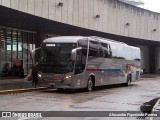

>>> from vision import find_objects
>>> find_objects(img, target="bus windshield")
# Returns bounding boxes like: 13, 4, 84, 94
38, 43, 76, 74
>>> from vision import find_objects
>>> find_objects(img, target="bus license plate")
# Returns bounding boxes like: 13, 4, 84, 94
50, 83, 55, 85
53, 75, 61, 80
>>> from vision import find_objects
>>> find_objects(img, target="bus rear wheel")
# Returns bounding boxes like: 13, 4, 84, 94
86, 77, 94, 92
125, 75, 131, 86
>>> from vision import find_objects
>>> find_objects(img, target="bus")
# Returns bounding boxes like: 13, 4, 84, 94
36, 36, 141, 91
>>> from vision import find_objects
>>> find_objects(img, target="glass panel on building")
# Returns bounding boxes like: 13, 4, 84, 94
0, 27, 36, 77
6, 29, 12, 70
18, 31, 23, 60
0, 28, 6, 74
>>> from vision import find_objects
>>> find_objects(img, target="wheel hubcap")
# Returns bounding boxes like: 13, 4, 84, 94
127, 76, 131, 85
88, 79, 93, 91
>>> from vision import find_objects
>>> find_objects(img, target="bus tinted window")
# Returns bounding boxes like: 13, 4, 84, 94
98, 44, 105, 58
101, 42, 112, 58
89, 40, 98, 58
110, 44, 125, 59
39, 43, 76, 74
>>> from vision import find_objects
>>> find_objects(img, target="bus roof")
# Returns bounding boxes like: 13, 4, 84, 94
43, 36, 140, 51
90, 36, 140, 50
90, 36, 127, 45
44, 36, 128, 46
43, 36, 87, 43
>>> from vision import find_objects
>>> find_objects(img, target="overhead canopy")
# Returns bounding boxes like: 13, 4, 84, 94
0, 5, 160, 47
118, 0, 144, 6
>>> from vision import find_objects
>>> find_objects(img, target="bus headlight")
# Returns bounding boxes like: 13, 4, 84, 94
64, 76, 72, 80
38, 74, 42, 77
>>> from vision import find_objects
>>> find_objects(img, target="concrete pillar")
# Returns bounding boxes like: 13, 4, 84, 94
149, 46, 156, 73
139, 46, 150, 73
155, 47, 160, 73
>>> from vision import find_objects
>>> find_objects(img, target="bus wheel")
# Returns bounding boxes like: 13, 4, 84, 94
86, 77, 94, 92
57, 88, 63, 92
125, 75, 131, 86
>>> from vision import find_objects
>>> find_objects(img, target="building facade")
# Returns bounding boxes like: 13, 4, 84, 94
0, 0, 160, 76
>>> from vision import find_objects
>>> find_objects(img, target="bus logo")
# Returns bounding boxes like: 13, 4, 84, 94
53, 75, 61, 80
2, 112, 11, 117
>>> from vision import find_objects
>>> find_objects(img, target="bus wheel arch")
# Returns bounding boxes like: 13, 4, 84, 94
57, 88, 64, 92
86, 75, 95, 92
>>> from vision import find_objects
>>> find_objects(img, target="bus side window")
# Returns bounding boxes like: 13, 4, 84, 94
108, 45, 112, 58
98, 43, 105, 58
88, 40, 99, 59
101, 42, 112, 58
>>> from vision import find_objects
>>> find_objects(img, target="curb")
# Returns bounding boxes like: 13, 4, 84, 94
0, 87, 47, 95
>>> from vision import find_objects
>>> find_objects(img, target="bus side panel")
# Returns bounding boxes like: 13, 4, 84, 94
86, 58, 126, 86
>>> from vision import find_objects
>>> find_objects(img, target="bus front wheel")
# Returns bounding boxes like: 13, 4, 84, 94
86, 77, 94, 92
57, 88, 63, 92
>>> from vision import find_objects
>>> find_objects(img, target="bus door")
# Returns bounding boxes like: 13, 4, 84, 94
75, 49, 83, 74
71, 39, 88, 87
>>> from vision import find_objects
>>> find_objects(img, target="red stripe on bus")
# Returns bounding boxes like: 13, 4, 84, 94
86, 68, 97, 72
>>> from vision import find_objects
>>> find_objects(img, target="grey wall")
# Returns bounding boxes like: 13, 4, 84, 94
0, 0, 160, 42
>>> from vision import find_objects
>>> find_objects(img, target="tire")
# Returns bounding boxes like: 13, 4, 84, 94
125, 75, 131, 86
86, 77, 94, 92
57, 88, 63, 92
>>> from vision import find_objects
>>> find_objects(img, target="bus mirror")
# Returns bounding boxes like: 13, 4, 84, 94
35, 62, 38, 65
71, 49, 77, 60
71, 47, 82, 60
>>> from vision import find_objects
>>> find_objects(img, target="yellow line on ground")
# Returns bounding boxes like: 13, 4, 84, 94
0, 87, 47, 95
